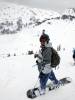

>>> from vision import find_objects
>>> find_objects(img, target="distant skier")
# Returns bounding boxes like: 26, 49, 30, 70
34, 32, 60, 95
42, 29, 45, 34
73, 49, 75, 65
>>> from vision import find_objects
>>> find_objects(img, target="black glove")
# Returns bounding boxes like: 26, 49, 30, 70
34, 54, 38, 58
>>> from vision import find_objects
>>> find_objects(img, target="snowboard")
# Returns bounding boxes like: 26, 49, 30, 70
26, 77, 72, 99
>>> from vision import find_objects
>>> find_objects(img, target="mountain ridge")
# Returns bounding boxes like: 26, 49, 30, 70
0, 2, 75, 34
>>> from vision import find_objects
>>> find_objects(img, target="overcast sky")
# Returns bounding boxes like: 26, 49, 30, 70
0, 0, 75, 13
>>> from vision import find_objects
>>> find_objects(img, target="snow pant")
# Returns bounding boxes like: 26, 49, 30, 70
39, 70, 58, 90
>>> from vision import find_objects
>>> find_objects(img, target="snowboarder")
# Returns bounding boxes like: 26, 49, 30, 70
73, 49, 75, 64
34, 32, 60, 95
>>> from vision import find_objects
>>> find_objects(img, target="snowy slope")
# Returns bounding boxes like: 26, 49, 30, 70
0, 20, 75, 100
0, 2, 75, 100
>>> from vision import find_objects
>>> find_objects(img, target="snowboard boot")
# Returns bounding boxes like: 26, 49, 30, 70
53, 80, 62, 88
39, 88, 46, 95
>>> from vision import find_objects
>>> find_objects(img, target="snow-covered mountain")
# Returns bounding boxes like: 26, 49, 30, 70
0, 2, 60, 20
0, 2, 61, 34
0, 2, 75, 35
0, 2, 75, 55
61, 8, 75, 20
63, 8, 75, 16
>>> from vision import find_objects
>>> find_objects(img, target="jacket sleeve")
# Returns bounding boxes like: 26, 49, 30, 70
36, 50, 43, 63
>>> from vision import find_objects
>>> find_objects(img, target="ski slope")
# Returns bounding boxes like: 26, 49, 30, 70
0, 16, 75, 100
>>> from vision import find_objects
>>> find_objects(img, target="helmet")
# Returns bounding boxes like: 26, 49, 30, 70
39, 34, 50, 43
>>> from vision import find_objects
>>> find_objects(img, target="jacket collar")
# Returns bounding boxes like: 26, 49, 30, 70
45, 42, 52, 47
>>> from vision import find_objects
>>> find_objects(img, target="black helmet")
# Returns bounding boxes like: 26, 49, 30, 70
39, 33, 50, 43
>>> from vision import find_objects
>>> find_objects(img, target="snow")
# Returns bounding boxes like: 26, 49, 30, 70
0, 3, 75, 100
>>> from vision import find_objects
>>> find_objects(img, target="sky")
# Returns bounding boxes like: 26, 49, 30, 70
0, 0, 75, 13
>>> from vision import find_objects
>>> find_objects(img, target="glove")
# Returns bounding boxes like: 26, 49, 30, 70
36, 60, 45, 66
36, 60, 39, 64
34, 54, 38, 58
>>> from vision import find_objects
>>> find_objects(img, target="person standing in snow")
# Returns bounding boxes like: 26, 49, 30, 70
42, 29, 45, 34
34, 31, 60, 95
73, 49, 75, 64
